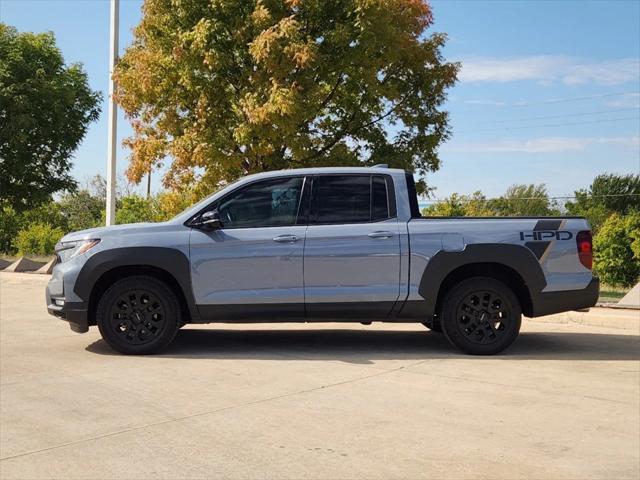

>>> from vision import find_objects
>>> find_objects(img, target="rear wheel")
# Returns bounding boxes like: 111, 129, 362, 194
96, 276, 181, 355
440, 277, 521, 355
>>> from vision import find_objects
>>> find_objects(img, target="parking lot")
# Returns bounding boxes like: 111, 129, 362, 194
1, 272, 639, 479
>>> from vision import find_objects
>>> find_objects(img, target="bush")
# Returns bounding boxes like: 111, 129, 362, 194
58, 190, 104, 232
593, 212, 640, 288
422, 192, 495, 217
21, 201, 67, 231
15, 223, 64, 256
0, 206, 22, 253
115, 196, 156, 225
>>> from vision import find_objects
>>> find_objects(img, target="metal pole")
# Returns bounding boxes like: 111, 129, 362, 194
105, 0, 119, 226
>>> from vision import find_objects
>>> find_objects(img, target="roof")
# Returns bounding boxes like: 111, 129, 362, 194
240, 166, 406, 180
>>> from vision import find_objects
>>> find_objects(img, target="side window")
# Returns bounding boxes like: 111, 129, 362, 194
311, 175, 393, 224
371, 175, 389, 221
217, 177, 304, 228
313, 176, 370, 224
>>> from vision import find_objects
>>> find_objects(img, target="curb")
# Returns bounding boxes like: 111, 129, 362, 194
527, 307, 640, 332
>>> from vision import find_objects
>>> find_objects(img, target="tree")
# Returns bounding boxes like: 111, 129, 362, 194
0, 206, 21, 253
422, 184, 558, 217
115, 0, 458, 196
422, 191, 495, 217
115, 196, 156, 225
0, 24, 101, 211
593, 211, 640, 288
58, 190, 105, 232
490, 184, 559, 217
566, 173, 640, 233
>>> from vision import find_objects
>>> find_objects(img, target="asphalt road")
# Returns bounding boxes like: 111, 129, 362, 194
1, 272, 639, 479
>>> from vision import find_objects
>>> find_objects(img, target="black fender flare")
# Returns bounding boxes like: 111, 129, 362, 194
405, 243, 546, 318
74, 247, 200, 322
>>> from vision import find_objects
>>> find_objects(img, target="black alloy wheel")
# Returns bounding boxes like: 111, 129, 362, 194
110, 289, 167, 345
455, 290, 509, 344
96, 276, 181, 354
441, 277, 521, 355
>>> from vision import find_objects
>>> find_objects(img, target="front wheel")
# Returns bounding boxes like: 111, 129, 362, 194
440, 277, 521, 355
421, 319, 442, 333
96, 276, 181, 355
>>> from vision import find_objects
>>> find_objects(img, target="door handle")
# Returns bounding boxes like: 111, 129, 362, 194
368, 231, 394, 239
273, 234, 298, 243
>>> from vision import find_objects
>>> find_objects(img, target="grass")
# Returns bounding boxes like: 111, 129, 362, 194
598, 284, 630, 303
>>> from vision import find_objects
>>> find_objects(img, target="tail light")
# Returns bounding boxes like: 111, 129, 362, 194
576, 230, 593, 270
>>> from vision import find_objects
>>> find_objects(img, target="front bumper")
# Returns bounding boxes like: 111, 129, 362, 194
46, 299, 89, 333
45, 260, 90, 333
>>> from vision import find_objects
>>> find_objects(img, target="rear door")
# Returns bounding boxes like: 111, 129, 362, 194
190, 175, 308, 320
304, 174, 401, 319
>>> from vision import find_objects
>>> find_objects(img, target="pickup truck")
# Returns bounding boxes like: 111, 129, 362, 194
46, 166, 599, 355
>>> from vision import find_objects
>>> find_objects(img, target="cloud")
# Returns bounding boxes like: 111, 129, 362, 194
604, 93, 640, 108
463, 99, 508, 106
459, 56, 640, 86
444, 136, 640, 154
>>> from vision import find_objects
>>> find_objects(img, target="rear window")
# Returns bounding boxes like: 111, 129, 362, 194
371, 175, 390, 221
405, 172, 421, 218
310, 175, 394, 224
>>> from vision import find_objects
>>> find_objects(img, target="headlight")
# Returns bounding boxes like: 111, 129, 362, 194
55, 239, 101, 263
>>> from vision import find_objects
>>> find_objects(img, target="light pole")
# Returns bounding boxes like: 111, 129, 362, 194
105, 0, 119, 226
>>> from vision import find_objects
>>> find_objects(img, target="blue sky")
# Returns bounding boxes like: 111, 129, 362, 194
2, 0, 639, 200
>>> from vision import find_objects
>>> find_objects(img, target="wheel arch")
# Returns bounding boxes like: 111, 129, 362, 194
417, 244, 546, 319
75, 247, 199, 326
433, 263, 533, 317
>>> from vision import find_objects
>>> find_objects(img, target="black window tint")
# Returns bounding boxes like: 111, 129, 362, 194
405, 172, 421, 218
217, 177, 304, 228
371, 176, 389, 220
314, 176, 370, 223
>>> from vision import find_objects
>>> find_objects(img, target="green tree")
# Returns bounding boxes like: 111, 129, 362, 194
566, 173, 640, 232
22, 201, 65, 227
490, 184, 559, 217
58, 190, 105, 232
422, 191, 495, 217
0, 24, 101, 211
422, 184, 558, 217
114, 0, 458, 195
593, 212, 640, 288
0, 206, 21, 253
115, 196, 156, 225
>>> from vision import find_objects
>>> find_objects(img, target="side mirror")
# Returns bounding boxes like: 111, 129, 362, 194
197, 210, 223, 230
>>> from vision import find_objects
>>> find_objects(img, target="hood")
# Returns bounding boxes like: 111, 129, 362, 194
60, 222, 165, 242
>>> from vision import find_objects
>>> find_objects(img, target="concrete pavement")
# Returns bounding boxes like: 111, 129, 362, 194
1, 272, 639, 479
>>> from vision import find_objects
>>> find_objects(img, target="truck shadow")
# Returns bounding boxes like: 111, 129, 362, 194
86, 327, 640, 363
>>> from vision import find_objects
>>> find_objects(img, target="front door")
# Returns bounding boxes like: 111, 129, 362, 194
304, 174, 401, 319
190, 176, 307, 321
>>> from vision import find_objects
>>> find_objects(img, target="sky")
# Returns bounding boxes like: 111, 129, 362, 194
1, 0, 639, 200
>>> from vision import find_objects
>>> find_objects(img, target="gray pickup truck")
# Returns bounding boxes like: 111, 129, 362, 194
47, 166, 598, 355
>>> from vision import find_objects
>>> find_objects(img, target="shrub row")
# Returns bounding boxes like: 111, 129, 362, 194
1, 188, 199, 256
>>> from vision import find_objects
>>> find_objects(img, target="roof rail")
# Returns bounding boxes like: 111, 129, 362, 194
371, 164, 388, 168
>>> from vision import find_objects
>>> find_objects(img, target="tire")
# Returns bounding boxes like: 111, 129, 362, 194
440, 277, 521, 355
422, 319, 443, 333
96, 275, 181, 355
